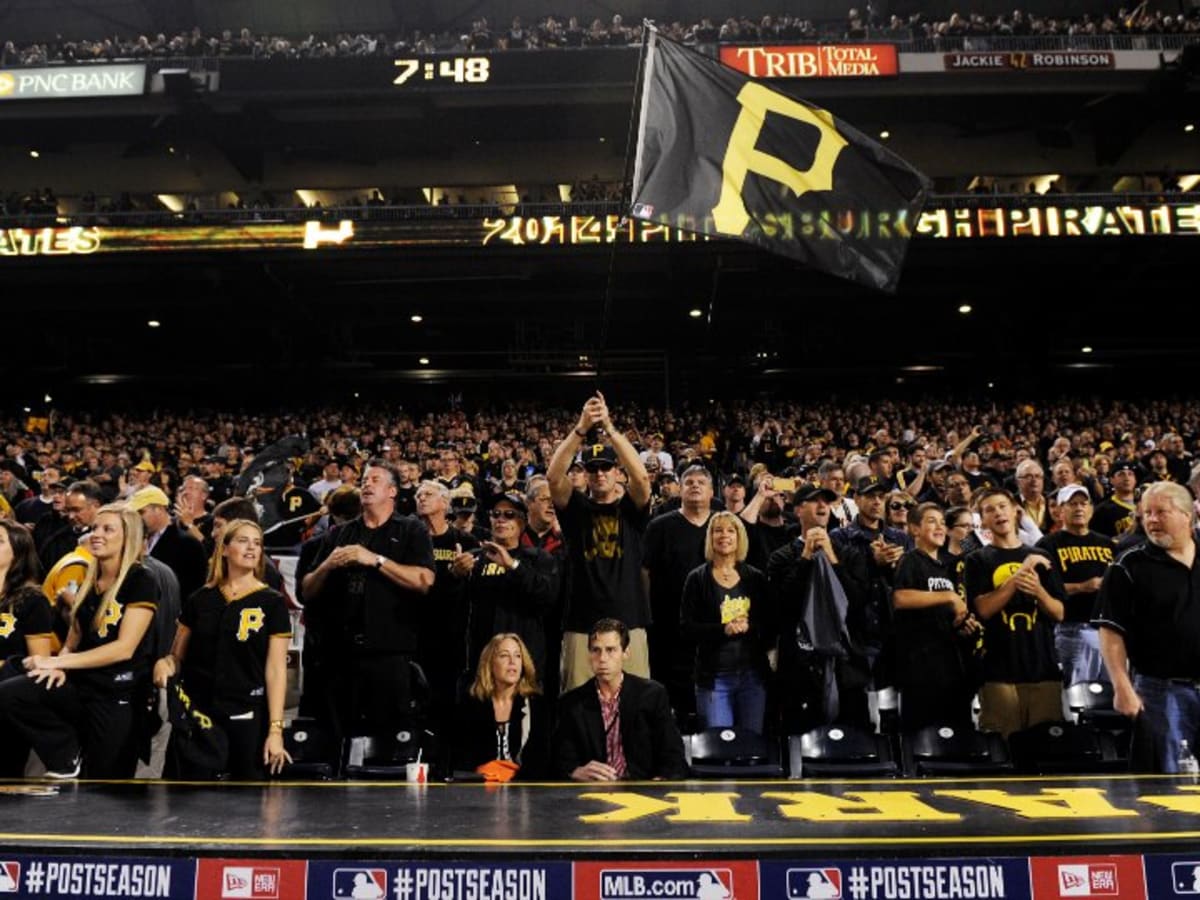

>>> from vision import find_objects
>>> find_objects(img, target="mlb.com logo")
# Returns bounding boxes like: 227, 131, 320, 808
0, 862, 19, 894
600, 867, 735, 899
332, 867, 388, 898
786, 867, 841, 899
1058, 863, 1119, 897
222, 865, 281, 899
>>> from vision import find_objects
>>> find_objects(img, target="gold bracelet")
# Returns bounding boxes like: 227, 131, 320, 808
269, 719, 285, 732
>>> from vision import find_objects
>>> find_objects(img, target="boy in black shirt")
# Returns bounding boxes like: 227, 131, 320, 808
964, 488, 1066, 737
892, 503, 982, 731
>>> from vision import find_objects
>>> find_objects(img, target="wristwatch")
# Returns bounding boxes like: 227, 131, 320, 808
374, 555, 386, 570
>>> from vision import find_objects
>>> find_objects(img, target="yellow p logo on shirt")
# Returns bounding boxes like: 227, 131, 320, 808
236, 608, 265, 642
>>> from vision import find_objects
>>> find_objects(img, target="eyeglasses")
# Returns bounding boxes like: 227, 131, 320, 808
489, 508, 521, 520
888, 502, 913, 511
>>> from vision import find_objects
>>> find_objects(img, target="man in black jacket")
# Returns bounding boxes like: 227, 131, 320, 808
130, 486, 208, 602
553, 618, 687, 781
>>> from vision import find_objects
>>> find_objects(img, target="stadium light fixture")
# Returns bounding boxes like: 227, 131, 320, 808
958, 304, 972, 314
688, 308, 703, 318
147, 320, 161, 328
419, 357, 430, 365
879, 130, 890, 140
1082, 346, 1093, 354
1186, 124, 1195, 133
411, 314, 423, 323
29, 150, 39, 159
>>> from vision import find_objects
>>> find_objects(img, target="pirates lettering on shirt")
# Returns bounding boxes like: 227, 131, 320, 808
1056, 545, 1115, 567
927, 576, 956, 592
433, 546, 460, 563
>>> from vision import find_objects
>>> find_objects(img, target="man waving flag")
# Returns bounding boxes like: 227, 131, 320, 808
629, 26, 931, 293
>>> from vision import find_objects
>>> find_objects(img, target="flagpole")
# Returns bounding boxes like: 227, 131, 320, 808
596, 21, 655, 389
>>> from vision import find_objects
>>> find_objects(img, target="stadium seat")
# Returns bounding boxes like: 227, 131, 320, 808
788, 724, 900, 778
343, 726, 426, 780
902, 724, 1013, 777
1008, 721, 1127, 774
1065, 681, 1129, 730
279, 717, 338, 780
684, 727, 785, 778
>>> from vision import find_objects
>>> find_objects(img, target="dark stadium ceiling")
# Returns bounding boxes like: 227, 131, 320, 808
0, 228, 1195, 404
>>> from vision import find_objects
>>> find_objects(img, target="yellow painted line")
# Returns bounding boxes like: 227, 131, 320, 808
0, 831, 1197, 848
3, 773, 1192, 789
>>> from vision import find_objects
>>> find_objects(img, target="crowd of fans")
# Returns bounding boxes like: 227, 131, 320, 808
0, 392, 1195, 780
2, 6, 1196, 66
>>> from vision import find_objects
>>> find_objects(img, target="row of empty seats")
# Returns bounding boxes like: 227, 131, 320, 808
686, 680, 1131, 779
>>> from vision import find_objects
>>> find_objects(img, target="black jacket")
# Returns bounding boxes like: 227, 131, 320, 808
552, 673, 687, 780
452, 692, 550, 779
149, 524, 208, 603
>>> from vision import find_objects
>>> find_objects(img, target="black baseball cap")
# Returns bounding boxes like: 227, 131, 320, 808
854, 475, 889, 496
581, 445, 618, 470
794, 484, 838, 504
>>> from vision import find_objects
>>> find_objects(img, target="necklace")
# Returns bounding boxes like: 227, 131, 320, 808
222, 580, 263, 602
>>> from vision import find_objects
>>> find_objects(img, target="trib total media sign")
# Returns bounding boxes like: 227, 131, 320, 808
720, 44, 899, 78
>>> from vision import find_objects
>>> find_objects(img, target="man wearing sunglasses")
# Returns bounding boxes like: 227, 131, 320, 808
547, 393, 652, 692
457, 492, 560, 677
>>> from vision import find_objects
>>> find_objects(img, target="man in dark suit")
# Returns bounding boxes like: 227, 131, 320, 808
552, 618, 687, 781
130, 486, 208, 601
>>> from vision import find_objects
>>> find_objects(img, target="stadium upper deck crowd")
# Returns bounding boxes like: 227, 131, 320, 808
0, 392, 1197, 781
2, 5, 1196, 66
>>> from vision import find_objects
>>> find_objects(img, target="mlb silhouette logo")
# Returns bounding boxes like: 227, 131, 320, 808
333, 867, 388, 898
0, 862, 18, 894
786, 867, 842, 898
1172, 862, 1200, 894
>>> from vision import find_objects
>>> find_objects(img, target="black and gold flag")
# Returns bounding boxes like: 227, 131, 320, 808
630, 28, 931, 293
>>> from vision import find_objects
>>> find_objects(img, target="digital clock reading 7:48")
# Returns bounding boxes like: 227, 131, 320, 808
393, 57, 492, 85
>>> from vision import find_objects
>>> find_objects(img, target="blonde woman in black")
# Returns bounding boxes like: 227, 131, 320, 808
155, 519, 292, 778
0, 505, 157, 778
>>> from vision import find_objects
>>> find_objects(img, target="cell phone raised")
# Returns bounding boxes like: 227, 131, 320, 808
773, 477, 796, 493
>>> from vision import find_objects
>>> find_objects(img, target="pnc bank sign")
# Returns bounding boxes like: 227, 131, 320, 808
0, 64, 146, 100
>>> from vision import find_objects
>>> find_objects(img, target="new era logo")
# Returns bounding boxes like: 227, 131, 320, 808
1058, 864, 1118, 896
222, 866, 280, 899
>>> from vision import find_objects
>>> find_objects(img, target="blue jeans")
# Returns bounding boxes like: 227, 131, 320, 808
1055, 622, 1109, 686
696, 669, 767, 734
1133, 674, 1200, 773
